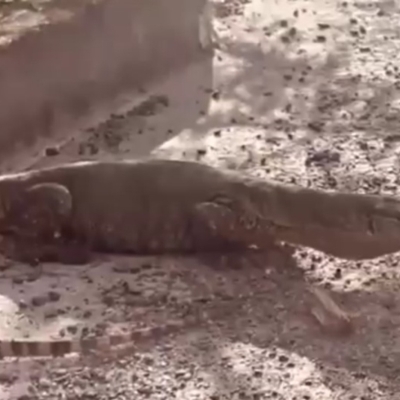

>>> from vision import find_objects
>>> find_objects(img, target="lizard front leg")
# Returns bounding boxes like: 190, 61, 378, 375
195, 195, 293, 254
196, 200, 354, 334
194, 196, 296, 273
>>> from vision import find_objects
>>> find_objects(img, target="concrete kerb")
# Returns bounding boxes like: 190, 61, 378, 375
0, 0, 214, 160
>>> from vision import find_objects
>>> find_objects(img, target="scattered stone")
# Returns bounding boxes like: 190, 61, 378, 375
333, 268, 342, 280
315, 35, 326, 42
48, 291, 61, 302
44, 146, 60, 156
66, 325, 79, 335
305, 149, 340, 167
31, 295, 48, 307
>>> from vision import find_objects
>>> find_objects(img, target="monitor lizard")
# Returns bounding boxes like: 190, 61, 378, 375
0, 158, 399, 263
0, 157, 397, 355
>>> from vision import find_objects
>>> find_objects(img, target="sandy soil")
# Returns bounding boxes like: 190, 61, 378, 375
2, 0, 400, 398
0, 0, 89, 46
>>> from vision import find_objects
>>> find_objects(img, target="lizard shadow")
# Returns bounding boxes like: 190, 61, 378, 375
125, 247, 322, 398
2, 252, 397, 398
289, 270, 400, 387
1, 248, 400, 394
156, 249, 400, 395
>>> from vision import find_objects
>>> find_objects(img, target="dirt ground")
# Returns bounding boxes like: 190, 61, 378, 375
0, 0, 89, 46
2, 0, 400, 398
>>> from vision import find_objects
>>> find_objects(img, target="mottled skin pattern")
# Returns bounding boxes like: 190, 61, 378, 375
0, 158, 400, 263
0, 159, 276, 264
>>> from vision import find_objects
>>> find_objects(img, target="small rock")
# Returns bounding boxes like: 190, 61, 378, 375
211, 91, 220, 100
253, 369, 263, 378
18, 299, 28, 310
315, 35, 326, 42
333, 268, 342, 280
44, 310, 59, 319
141, 263, 153, 270
0, 372, 18, 384
31, 296, 48, 307
66, 325, 78, 335
48, 291, 61, 302
45, 146, 60, 157
82, 310, 92, 319
278, 354, 289, 363
305, 149, 340, 167
196, 148, 207, 157
102, 295, 115, 307
318, 23, 330, 30
307, 121, 325, 133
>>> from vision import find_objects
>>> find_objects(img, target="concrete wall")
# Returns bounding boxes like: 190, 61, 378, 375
0, 0, 213, 157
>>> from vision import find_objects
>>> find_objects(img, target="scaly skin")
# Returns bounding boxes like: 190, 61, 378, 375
1, 158, 399, 353
0, 158, 399, 261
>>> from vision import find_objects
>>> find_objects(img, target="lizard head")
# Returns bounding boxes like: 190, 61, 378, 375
0, 182, 72, 236
24, 183, 72, 218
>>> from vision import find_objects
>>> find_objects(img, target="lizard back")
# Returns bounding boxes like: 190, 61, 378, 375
0, 159, 249, 254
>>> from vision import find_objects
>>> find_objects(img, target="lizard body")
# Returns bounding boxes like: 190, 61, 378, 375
0, 159, 277, 262
0, 158, 399, 261
0, 158, 399, 353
